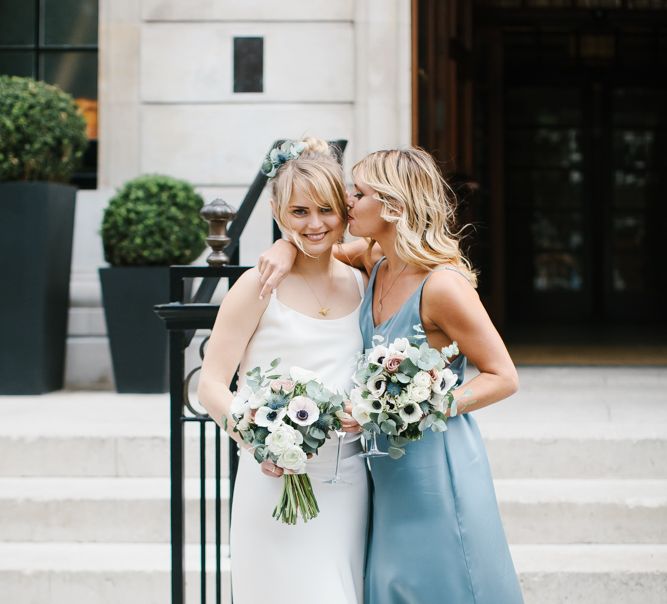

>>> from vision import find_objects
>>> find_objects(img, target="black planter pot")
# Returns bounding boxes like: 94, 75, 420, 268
99, 266, 173, 393
0, 182, 77, 394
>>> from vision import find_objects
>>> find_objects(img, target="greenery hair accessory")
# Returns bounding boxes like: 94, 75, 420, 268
261, 140, 306, 178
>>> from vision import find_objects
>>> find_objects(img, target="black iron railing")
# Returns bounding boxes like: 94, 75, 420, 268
156, 265, 249, 604
156, 139, 347, 603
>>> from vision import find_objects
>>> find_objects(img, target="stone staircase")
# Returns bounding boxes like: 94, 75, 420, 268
0, 367, 666, 603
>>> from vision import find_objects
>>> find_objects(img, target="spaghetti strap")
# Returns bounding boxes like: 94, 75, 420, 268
349, 267, 365, 299
434, 264, 473, 284
368, 257, 386, 288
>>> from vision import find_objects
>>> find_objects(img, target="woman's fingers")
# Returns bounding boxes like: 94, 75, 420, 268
340, 417, 362, 433
260, 460, 283, 478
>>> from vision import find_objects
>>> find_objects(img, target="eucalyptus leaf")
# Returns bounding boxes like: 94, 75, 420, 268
388, 446, 406, 459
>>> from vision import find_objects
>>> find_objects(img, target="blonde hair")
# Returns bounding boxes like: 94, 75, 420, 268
352, 147, 478, 287
270, 138, 347, 253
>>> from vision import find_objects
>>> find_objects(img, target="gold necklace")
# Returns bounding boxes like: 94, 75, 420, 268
299, 263, 334, 317
377, 262, 408, 313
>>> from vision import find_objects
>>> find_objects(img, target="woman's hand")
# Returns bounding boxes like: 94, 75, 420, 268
257, 239, 297, 299
340, 403, 363, 433
260, 460, 284, 478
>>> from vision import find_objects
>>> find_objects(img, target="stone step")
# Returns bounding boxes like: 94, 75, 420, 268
514, 544, 667, 604
480, 422, 667, 479
497, 479, 667, 544
0, 543, 664, 604
3, 421, 664, 480
0, 478, 229, 544
0, 543, 231, 604
0, 393, 230, 478
0, 433, 230, 478
2, 477, 665, 545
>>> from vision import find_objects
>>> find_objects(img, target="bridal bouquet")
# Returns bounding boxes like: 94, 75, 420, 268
350, 329, 460, 459
229, 359, 345, 524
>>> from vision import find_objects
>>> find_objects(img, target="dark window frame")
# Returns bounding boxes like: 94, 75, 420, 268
0, 0, 99, 189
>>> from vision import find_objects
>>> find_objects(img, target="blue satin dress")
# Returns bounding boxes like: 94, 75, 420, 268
361, 260, 523, 604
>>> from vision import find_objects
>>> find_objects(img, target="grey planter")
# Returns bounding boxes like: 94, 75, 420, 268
99, 266, 173, 393
0, 182, 77, 394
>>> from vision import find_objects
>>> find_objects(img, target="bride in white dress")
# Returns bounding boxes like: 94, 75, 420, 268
198, 138, 369, 604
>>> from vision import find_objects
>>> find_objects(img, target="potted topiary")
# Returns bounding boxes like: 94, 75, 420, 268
100, 174, 206, 393
0, 75, 88, 394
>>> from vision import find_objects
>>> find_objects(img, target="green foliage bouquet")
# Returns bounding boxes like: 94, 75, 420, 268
229, 359, 346, 524
101, 174, 206, 266
0, 75, 87, 182
350, 329, 460, 459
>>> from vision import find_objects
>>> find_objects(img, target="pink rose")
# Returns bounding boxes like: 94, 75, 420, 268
270, 379, 295, 394
383, 353, 406, 373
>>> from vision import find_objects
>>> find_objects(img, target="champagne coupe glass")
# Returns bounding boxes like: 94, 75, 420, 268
359, 431, 389, 458
324, 427, 348, 484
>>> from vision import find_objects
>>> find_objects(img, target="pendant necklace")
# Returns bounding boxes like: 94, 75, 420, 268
377, 262, 408, 313
299, 262, 334, 317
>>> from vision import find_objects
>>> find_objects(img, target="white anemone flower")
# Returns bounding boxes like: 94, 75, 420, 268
230, 384, 253, 416
389, 337, 410, 354
287, 396, 320, 426
399, 402, 423, 424
367, 374, 387, 398
432, 368, 458, 394
368, 345, 389, 366
254, 406, 287, 429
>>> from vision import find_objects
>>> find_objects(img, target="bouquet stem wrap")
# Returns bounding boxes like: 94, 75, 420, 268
273, 473, 320, 525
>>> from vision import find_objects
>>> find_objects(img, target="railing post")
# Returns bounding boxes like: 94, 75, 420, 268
170, 326, 186, 604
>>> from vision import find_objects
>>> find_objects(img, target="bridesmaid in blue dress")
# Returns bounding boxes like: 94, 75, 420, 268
259, 147, 524, 603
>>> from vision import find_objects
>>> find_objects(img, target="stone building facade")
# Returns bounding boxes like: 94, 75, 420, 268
68, 0, 411, 388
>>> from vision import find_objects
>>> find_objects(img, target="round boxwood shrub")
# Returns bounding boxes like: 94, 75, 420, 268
102, 174, 207, 266
0, 75, 87, 182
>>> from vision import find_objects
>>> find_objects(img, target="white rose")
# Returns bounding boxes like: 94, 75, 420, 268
409, 384, 431, 403
351, 401, 373, 426
278, 445, 307, 474
289, 366, 320, 384
254, 406, 287, 429
413, 371, 432, 388
367, 375, 387, 398
287, 396, 320, 426
265, 424, 302, 455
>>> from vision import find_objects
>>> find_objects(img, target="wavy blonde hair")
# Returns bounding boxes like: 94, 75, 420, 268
352, 147, 477, 287
270, 138, 347, 253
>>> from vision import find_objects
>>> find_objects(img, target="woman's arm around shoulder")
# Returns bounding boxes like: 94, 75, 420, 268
197, 267, 270, 438
334, 239, 382, 275
421, 269, 519, 413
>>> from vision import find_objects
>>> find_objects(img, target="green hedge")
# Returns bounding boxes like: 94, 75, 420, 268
102, 174, 207, 266
0, 76, 87, 182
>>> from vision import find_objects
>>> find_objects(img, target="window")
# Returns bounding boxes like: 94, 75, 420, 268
0, 0, 99, 188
